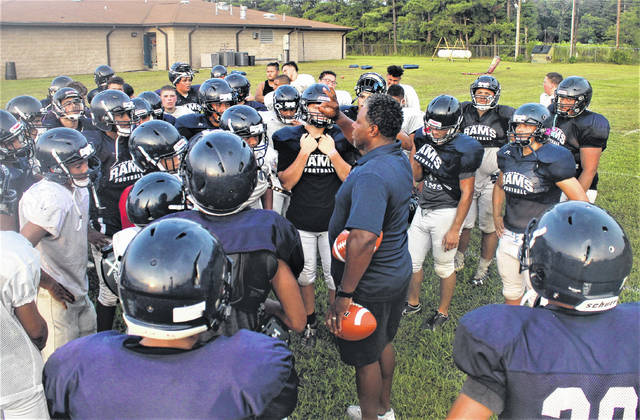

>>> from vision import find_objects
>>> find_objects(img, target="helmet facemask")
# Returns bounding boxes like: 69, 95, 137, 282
1, 121, 33, 160
301, 100, 334, 128
424, 114, 462, 146
553, 92, 588, 118
54, 96, 84, 121
472, 89, 498, 111
274, 100, 299, 124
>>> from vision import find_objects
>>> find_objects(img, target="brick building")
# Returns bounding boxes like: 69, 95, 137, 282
0, 0, 351, 80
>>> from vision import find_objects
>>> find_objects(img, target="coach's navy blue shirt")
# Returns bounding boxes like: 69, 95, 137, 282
329, 141, 412, 301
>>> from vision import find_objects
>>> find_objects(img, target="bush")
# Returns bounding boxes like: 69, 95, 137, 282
568, 56, 577, 63
609, 48, 633, 64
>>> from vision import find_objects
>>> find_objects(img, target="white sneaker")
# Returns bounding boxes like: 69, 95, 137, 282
347, 405, 395, 420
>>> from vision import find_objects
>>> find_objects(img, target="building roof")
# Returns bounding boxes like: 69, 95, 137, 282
0, 0, 351, 31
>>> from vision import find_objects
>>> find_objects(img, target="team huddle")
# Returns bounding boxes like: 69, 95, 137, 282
0, 60, 637, 420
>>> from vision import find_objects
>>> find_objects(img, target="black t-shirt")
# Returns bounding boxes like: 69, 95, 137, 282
460, 102, 514, 148
413, 129, 483, 210
548, 106, 609, 190
273, 125, 359, 232
497, 142, 576, 233
84, 129, 143, 235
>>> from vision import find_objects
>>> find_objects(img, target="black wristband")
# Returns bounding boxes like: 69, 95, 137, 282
336, 288, 354, 298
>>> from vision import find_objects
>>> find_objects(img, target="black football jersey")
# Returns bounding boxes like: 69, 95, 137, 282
175, 86, 202, 113
340, 105, 358, 122
454, 303, 640, 419
413, 129, 483, 209
548, 106, 609, 190
460, 102, 514, 148
175, 113, 216, 141
497, 142, 576, 233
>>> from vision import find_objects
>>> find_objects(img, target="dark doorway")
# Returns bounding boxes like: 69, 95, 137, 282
143, 32, 157, 69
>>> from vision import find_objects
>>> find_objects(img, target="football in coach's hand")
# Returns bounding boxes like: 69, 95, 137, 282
331, 229, 383, 263
337, 303, 377, 341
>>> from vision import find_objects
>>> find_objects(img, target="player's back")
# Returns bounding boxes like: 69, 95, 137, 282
455, 303, 640, 419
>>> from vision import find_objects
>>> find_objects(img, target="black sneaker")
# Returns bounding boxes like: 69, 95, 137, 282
470, 269, 489, 287
301, 322, 317, 347
426, 311, 449, 331
402, 302, 422, 316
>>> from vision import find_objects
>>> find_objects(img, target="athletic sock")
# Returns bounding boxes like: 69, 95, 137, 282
477, 257, 492, 273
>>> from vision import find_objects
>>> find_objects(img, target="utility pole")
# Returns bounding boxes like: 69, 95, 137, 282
569, 0, 576, 58
514, 0, 521, 60
616, 0, 621, 48
392, 0, 397, 54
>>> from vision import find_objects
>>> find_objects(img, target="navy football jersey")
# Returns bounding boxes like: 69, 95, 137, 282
460, 102, 514, 149
84, 130, 143, 235
497, 142, 576, 233
44, 330, 298, 420
174, 113, 216, 141
549, 106, 609, 190
174, 85, 201, 113
413, 128, 483, 209
244, 100, 268, 112
3, 158, 36, 203
454, 303, 640, 419
273, 124, 359, 232
160, 208, 304, 334
42, 112, 94, 132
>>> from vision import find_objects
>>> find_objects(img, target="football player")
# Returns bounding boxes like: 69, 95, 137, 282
341, 72, 387, 121
0, 110, 37, 231
167, 62, 201, 113
19, 128, 102, 361
405, 95, 483, 329
493, 103, 587, 306
6, 95, 47, 138
387, 85, 424, 139
0, 173, 49, 419
210, 64, 227, 79
42, 87, 94, 132
220, 105, 277, 210
43, 218, 299, 419
448, 201, 637, 419
273, 83, 358, 346
456, 76, 515, 286
225, 73, 267, 111
175, 78, 236, 140
87, 65, 115, 104
254, 61, 279, 104
136, 91, 177, 125
549, 76, 608, 203
386, 65, 420, 110
41, 75, 72, 110
282, 61, 316, 94
162, 131, 306, 337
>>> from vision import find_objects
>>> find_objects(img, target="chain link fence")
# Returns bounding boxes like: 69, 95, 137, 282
346, 43, 639, 64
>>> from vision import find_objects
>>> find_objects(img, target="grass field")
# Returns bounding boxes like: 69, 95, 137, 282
1, 56, 638, 419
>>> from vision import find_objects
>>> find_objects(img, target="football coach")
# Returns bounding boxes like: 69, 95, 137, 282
324, 92, 412, 420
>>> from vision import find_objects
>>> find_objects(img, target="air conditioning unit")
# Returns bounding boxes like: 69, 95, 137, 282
263, 13, 276, 20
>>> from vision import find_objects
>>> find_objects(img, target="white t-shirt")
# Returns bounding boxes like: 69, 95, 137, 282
112, 226, 141, 264
165, 105, 194, 119
402, 107, 424, 136
540, 92, 553, 108
400, 83, 421, 110
291, 74, 316, 94
19, 179, 90, 298
335, 90, 353, 106
0, 231, 44, 405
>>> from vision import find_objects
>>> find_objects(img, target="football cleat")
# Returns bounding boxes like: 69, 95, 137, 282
426, 311, 449, 331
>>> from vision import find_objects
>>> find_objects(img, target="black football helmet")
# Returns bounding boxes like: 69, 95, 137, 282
520, 202, 632, 313
198, 78, 237, 120
126, 172, 186, 227
169, 62, 196, 86
129, 120, 188, 173
507, 103, 551, 147
300, 83, 334, 128
220, 105, 268, 163
94, 65, 115, 89
0, 110, 33, 161
0, 164, 17, 216
119, 218, 232, 339
6, 95, 46, 136
52, 87, 84, 121
424, 95, 463, 145
181, 131, 257, 215
90, 89, 136, 136
131, 97, 154, 125
34, 127, 100, 187
137, 91, 164, 119
470, 75, 501, 111
273, 85, 300, 124
355, 72, 386, 97
224, 73, 251, 102
553, 76, 593, 118
48, 76, 72, 100
211, 64, 228, 79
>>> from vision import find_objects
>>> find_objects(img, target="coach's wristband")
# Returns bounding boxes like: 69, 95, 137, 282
337, 288, 354, 298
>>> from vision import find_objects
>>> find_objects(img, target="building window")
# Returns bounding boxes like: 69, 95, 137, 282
260, 30, 273, 44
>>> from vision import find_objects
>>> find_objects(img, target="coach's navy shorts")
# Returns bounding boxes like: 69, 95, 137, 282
336, 287, 406, 367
